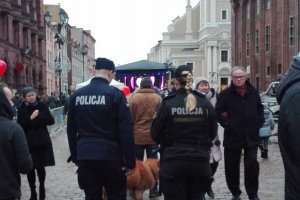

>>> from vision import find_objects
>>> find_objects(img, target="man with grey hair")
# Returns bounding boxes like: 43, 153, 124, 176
67, 57, 135, 200
215, 66, 264, 200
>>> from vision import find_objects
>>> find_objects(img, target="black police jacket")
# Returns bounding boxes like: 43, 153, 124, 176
151, 88, 218, 161
67, 77, 135, 169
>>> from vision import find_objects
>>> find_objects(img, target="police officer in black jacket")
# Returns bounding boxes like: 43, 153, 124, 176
151, 65, 218, 200
67, 57, 135, 200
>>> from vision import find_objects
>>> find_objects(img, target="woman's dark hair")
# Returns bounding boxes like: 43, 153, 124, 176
0, 86, 13, 120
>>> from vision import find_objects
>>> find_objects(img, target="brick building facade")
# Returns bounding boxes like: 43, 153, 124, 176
0, 0, 47, 94
231, 0, 300, 91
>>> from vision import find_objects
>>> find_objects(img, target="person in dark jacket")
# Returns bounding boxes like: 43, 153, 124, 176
17, 87, 55, 200
63, 85, 76, 116
215, 66, 264, 200
151, 65, 218, 200
276, 53, 300, 200
67, 57, 135, 200
0, 86, 32, 200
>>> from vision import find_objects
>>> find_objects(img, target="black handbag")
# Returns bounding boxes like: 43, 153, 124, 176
26, 129, 51, 150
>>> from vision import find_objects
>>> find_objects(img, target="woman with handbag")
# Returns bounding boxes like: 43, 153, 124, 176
17, 87, 55, 200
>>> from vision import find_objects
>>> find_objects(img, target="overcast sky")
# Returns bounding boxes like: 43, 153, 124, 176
43, 0, 199, 65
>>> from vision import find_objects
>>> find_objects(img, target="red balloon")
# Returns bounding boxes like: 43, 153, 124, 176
16, 63, 24, 72
0, 60, 7, 76
118, 85, 130, 96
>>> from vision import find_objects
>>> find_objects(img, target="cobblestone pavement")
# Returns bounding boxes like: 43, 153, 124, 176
21, 125, 284, 200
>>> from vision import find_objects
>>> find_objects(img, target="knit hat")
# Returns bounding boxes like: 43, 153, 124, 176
194, 76, 209, 88
95, 57, 115, 71
140, 77, 153, 88
22, 86, 36, 98
174, 65, 192, 78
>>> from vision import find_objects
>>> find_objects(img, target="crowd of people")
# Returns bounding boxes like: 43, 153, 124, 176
0, 55, 299, 200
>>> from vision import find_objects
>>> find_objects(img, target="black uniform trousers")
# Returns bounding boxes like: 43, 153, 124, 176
224, 147, 259, 197
160, 159, 211, 200
77, 160, 126, 200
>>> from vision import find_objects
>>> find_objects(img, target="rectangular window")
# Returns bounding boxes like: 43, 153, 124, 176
277, 64, 282, 75
265, 25, 270, 52
246, 33, 250, 57
13, 21, 19, 47
266, 66, 271, 76
221, 10, 227, 20
1, 14, 8, 40
289, 16, 295, 46
266, 0, 271, 10
256, 0, 260, 16
255, 30, 259, 54
23, 28, 28, 47
247, 3, 250, 19
221, 50, 228, 62
255, 77, 260, 90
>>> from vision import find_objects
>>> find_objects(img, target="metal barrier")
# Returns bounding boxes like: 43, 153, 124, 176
48, 106, 66, 134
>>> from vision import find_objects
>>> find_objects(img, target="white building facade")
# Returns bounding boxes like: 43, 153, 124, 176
148, 0, 232, 91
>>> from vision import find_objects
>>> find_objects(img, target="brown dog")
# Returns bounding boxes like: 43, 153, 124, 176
127, 158, 160, 200
103, 158, 160, 200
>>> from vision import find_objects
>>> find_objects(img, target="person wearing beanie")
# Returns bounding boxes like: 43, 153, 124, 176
151, 65, 218, 200
195, 76, 222, 199
127, 77, 162, 198
17, 86, 55, 200
215, 66, 264, 200
67, 57, 135, 200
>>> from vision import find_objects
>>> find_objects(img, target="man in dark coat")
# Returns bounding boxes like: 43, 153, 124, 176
67, 57, 135, 200
0, 86, 32, 200
276, 54, 300, 200
215, 66, 264, 200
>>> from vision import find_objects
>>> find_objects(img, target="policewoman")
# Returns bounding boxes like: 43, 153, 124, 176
151, 65, 218, 200
67, 57, 135, 200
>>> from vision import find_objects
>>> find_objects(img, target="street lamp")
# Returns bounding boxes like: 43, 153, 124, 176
44, 8, 69, 95
44, 11, 52, 25
81, 44, 88, 82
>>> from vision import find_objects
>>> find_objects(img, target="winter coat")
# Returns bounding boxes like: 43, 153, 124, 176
128, 88, 162, 145
151, 88, 218, 161
215, 81, 264, 149
276, 54, 300, 200
0, 88, 32, 199
259, 107, 275, 138
67, 77, 135, 170
17, 100, 55, 168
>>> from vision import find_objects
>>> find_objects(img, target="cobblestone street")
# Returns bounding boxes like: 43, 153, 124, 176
21, 126, 284, 200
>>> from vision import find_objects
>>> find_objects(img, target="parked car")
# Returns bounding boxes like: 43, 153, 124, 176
260, 81, 280, 122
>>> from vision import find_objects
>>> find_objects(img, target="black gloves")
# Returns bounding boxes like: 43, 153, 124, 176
67, 155, 77, 165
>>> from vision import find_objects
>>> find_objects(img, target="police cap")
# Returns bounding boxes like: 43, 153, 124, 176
95, 57, 115, 71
